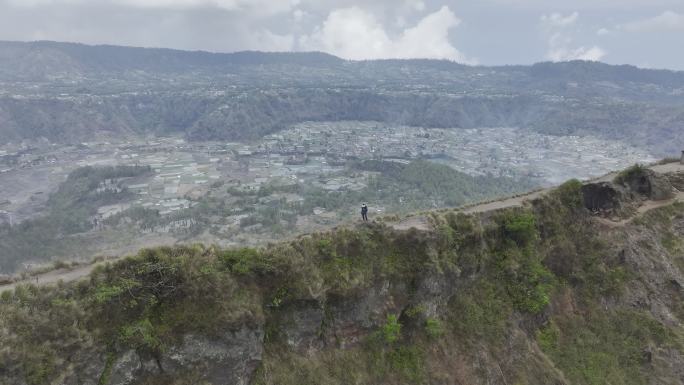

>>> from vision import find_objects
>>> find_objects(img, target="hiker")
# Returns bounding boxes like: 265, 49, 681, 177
361, 203, 368, 222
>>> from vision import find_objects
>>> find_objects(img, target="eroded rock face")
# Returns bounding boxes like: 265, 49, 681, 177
666, 172, 684, 191
322, 281, 410, 349
101, 327, 263, 385
109, 350, 142, 385
61, 348, 107, 385
581, 182, 623, 212
619, 169, 674, 201
279, 300, 325, 355
159, 328, 264, 385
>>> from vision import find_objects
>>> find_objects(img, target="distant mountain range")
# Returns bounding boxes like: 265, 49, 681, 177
1, 40, 683, 155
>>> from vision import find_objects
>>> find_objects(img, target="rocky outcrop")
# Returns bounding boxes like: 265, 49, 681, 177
160, 328, 263, 385
58, 345, 108, 385
666, 171, 684, 191
109, 350, 144, 385
581, 182, 624, 213
619, 168, 674, 201
103, 327, 263, 385
581, 168, 676, 217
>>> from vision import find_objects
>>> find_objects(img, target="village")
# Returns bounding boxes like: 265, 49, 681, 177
0, 121, 656, 237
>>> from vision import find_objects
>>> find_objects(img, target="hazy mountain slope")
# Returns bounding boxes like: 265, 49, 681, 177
1, 41, 683, 155
0, 161, 534, 274
1, 165, 683, 385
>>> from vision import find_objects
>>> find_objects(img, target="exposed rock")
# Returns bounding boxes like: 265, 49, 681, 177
60, 349, 107, 385
666, 171, 684, 191
651, 348, 684, 384
581, 182, 624, 213
323, 280, 409, 348
618, 168, 674, 201
279, 300, 325, 355
109, 350, 141, 385
159, 327, 263, 385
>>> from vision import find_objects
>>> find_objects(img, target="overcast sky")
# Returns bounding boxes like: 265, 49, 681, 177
0, 0, 682, 70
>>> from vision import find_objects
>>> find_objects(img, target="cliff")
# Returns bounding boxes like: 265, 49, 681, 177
1, 163, 683, 385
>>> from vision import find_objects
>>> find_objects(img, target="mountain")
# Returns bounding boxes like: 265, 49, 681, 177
1, 163, 684, 385
1, 41, 683, 155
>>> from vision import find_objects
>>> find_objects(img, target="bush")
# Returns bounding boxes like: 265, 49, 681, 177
382, 314, 402, 344
502, 212, 537, 246
219, 247, 266, 275
424, 318, 444, 339
553, 179, 584, 209
614, 163, 645, 185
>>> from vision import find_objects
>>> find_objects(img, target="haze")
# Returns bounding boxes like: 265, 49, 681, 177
0, 0, 683, 69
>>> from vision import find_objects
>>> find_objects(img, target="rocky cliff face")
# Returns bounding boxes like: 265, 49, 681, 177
1, 165, 683, 385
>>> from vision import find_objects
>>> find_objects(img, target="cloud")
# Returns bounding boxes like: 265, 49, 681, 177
622, 10, 684, 32
540, 11, 606, 62
540, 11, 578, 27
596, 27, 612, 36
595, 10, 684, 38
298, 5, 473, 62
547, 45, 606, 62
5, 0, 300, 14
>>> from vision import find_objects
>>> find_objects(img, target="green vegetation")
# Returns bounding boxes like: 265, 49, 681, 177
3, 42, 684, 157
0, 165, 151, 272
350, 160, 536, 211
614, 163, 646, 185
538, 310, 675, 385
424, 318, 444, 339
2, 174, 684, 385
381, 314, 402, 344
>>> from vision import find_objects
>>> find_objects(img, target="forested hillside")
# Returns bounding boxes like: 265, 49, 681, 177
2, 165, 684, 385
1, 41, 683, 155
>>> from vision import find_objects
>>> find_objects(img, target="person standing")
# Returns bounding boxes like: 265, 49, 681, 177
361, 203, 368, 222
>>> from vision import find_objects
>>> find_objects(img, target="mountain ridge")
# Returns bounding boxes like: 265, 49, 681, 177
2, 40, 683, 156
1, 162, 683, 385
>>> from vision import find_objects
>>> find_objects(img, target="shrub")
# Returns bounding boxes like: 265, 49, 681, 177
382, 314, 402, 344
614, 163, 645, 185
424, 318, 444, 339
387, 346, 425, 383
502, 212, 537, 246
118, 318, 161, 352
219, 247, 266, 275
553, 179, 584, 209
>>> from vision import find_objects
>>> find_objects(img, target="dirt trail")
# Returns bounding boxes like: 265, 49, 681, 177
3, 163, 683, 293
0, 262, 106, 293
389, 216, 432, 231
595, 190, 684, 228
385, 163, 684, 231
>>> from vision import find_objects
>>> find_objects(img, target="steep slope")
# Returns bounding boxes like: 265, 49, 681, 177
1, 164, 683, 385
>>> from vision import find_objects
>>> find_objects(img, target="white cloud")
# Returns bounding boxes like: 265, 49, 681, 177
596, 27, 612, 36
595, 10, 684, 38
622, 10, 684, 32
6, 0, 299, 14
298, 6, 473, 62
253, 30, 294, 51
540, 11, 578, 27
540, 11, 606, 62
293, 9, 307, 22
547, 45, 606, 61
405, 0, 425, 12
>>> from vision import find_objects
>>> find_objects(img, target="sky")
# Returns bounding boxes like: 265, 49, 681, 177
0, 0, 682, 70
